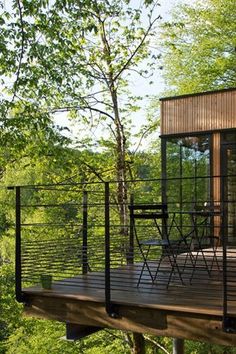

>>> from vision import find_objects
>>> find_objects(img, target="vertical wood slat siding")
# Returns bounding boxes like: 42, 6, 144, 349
161, 90, 236, 135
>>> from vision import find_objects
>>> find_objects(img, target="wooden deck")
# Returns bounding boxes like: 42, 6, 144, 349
23, 249, 236, 345
24, 263, 226, 315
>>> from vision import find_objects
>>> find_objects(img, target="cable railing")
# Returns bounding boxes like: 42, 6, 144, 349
11, 175, 236, 332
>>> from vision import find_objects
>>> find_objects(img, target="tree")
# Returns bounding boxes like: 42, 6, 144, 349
0, 0, 161, 249
0, 1, 163, 352
159, 0, 236, 94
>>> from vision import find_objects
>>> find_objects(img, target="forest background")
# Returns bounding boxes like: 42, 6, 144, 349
0, 0, 236, 353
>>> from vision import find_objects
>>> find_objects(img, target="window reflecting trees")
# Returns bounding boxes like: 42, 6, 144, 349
163, 135, 211, 211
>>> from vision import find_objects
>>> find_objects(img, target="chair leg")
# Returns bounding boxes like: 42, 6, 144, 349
143, 247, 186, 288
209, 247, 221, 273
201, 248, 211, 276
165, 246, 184, 287
190, 251, 198, 284
171, 254, 184, 285
152, 254, 164, 284
190, 247, 212, 283
166, 265, 174, 288
137, 245, 153, 287
183, 249, 195, 273
137, 261, 145, 287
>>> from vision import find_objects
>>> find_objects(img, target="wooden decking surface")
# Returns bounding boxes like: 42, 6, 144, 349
23, 248, 236, 318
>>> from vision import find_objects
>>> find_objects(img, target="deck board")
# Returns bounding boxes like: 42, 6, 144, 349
23, 249, 236, 317
22, 249, 236, 346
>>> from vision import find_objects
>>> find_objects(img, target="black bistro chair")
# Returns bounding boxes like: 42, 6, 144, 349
187, 206, 221, 282
129, 203, 186, 288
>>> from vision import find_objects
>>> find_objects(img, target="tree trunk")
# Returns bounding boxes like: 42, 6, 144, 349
173, 338, 184, 354
99, 19, 129, 242
132, 333, 145, 354
98, 16, 144, 353
110, 84, 129, 243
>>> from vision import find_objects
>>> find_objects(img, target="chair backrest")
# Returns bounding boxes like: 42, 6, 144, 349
128, 204, 168, 220
128, 204, 169, 242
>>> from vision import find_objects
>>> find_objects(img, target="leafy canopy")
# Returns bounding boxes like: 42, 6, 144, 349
160, 0, 236, 94
0, 0, 161, 147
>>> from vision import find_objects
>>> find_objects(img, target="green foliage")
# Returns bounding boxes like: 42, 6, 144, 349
0, 153, 235, 354
6, 320, 80, 354
0, 263, 22, 352
6, 324, 136, 354
160, 0, 236, 94
1, 1, 235, 353
185, 339, 236, 354
0, 0, 160, 142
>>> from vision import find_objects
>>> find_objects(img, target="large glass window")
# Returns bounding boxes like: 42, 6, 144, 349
163, 135, 211, 211
222, 131, 236, 143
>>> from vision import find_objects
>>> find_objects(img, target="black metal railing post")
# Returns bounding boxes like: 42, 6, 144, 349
15, 186, 25, 303
222, 174, 228, 330
221, 174, 236, 332
104, 182, 118, 318
128, 194, 134, 264
82, 190, 88, 274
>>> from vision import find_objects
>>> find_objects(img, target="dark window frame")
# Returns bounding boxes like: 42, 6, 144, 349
161, 133, 213, 209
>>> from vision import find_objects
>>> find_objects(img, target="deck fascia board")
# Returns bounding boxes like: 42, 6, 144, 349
23, 288, 223, 317
23, 294, 236, 347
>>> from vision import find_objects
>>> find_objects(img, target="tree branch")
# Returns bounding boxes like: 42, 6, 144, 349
11, 0, 25, 103
83, 61, 108, 81
78, 160, 105, 182
50, 106, 115, 121
143, 335, 170, 354
127, 67, 153, 79
107, 123, 116, 140
132, 122, 159, 155
113, 14, 161, 82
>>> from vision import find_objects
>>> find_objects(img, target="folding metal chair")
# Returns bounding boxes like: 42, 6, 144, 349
189, 209, 221, 282
129, 203, 185, 287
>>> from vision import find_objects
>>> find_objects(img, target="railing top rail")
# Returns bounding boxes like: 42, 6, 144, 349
5, 173, 236, 189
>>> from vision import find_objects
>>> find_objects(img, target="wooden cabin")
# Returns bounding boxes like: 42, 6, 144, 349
15, 88, 236, 347
160, 88, 236, 244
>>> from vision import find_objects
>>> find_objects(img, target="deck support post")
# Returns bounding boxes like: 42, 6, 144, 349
173, 338, 184, 354
133, 333, 145, 354
65, 323, 102, 340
